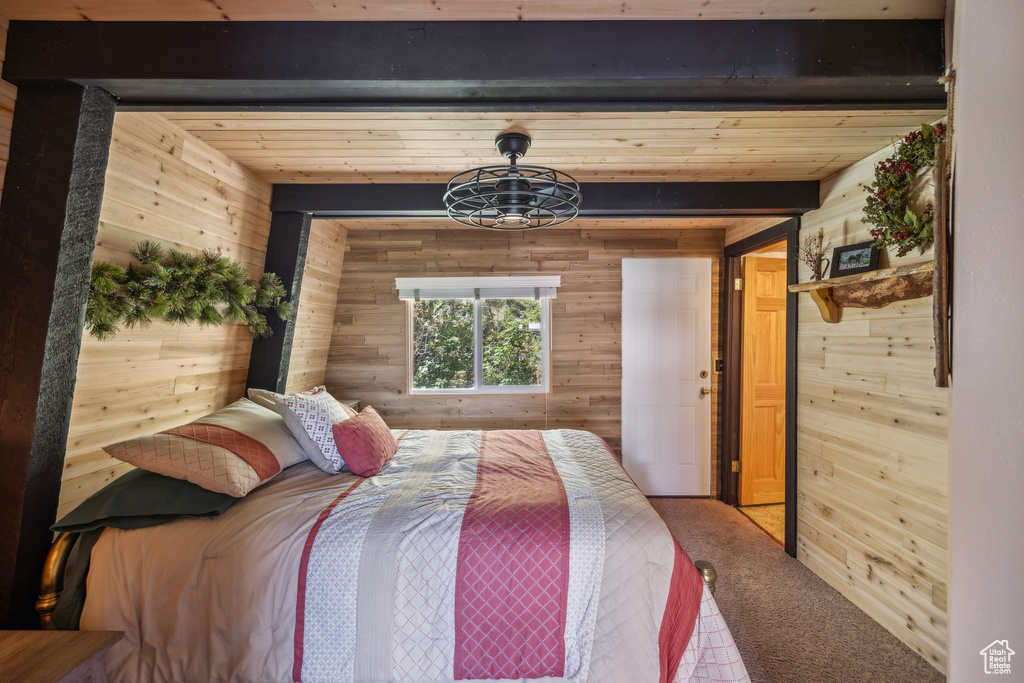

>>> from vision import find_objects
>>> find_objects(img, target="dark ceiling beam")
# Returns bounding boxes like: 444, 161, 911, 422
271, 182, 821, 218
3, 20, 946, 110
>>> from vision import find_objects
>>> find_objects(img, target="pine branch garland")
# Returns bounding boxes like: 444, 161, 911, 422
85, 241, 293, 340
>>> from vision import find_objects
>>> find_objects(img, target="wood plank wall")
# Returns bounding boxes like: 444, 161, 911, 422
285, 219, 348, 392
723, 217, 790, 246
57, 112, 275, 519
324, 226, 725, 495
796, 144, 949, 672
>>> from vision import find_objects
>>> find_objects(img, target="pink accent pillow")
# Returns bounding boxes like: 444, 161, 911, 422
331, 406, 398, 477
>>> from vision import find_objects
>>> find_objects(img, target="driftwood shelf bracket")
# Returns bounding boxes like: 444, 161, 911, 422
807, 287, 842, 323
788, 261, 935, 323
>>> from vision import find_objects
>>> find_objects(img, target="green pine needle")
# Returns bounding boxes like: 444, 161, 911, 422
124, 305, 154, 330
164, 308, 190, 324
224, 301, 247, 324
85, 240, 291, 340
90, 263, 125, 295
248, 314, 271, 338
147, 294, 169, 319
132, 240, 163, 265
275, 301, 293, 320
198, 305, 223, 326
87, 319, 118, 340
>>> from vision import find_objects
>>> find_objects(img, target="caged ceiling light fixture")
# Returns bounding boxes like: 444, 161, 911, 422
443, 132, 582, 230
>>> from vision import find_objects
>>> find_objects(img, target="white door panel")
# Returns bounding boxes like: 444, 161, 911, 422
622, 258, 712, 496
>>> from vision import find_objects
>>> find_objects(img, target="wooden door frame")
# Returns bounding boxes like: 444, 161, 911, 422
720, 218, 799, 557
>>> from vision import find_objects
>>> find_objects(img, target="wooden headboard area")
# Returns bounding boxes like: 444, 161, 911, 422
56, 112, 346, 520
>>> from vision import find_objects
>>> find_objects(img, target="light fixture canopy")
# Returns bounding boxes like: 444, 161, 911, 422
443, 132, 582, 230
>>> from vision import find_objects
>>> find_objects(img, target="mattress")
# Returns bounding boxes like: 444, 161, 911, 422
80, 428, 748, 683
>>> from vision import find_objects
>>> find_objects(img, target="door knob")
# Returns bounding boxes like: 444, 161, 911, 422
700, 386, 711, 395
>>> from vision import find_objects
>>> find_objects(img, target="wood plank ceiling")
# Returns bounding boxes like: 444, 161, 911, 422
160, 110, 943, 185
0, 0, 945, 22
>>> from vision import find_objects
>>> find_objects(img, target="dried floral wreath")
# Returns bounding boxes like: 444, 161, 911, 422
86, 240, 293, 340
862, 122, 946, 257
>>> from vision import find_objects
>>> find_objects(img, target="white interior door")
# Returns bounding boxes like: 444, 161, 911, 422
621, 258, 712, 496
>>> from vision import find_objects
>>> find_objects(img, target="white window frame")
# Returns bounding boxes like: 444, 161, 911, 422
397, 276, 559, 395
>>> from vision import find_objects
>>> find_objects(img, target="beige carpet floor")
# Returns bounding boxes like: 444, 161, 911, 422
739, 503, 785, 544
649, 498, 946, 683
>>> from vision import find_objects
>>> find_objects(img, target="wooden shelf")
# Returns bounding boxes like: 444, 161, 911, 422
788, 261, 934, 323
334, 397, 361, 411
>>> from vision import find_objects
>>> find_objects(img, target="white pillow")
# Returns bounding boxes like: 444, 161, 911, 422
246, 387, 279, 412
246, 385, 326, 413
272, 392, 355, 473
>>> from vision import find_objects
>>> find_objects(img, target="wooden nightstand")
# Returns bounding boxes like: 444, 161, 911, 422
0, 631, 122, 683
336, 398, 360, 411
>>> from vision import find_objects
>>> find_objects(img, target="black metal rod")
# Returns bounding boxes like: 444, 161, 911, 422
273, 181, 820, 218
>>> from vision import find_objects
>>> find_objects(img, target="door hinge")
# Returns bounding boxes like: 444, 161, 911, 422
734, 278, 744, 291
731, 460, 741, 473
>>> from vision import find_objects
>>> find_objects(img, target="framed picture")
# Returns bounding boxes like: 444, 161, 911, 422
829, 241, 880, 278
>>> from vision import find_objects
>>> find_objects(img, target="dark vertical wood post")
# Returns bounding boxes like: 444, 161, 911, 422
932, 142, 950, 388
245, 211, 312, 392
720, 253, 743, 506
784, 222, 800, 558
0, 85, 116, 628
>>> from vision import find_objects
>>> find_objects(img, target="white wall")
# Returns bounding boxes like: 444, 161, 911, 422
949, 0, 1024, 679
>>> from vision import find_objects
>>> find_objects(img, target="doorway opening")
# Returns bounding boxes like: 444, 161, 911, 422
721, 219, 799, 556
738, 241, 788, 543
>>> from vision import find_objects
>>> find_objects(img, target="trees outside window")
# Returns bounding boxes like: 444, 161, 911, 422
482, 299, 542, 387
411, 297, 548, 393
412, 299, 474, 389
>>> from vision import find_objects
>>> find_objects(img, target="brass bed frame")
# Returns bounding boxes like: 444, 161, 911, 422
37, 532, 81, 629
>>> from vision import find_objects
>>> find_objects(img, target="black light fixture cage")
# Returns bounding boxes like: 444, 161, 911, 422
444, 132, 582, 230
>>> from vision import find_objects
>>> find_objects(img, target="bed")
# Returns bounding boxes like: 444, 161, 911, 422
41, 393, 749, 683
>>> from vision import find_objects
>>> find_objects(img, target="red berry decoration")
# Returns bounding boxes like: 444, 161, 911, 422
862, 123, 946, 257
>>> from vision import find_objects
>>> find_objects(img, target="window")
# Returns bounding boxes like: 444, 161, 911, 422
396, 277, 559, 394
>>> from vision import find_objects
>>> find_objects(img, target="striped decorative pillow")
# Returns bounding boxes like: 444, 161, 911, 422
331, 406, 398, 477
103, 398, 306, 497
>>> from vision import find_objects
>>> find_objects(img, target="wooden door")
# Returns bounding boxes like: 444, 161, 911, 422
739, 256, 787, 505
621, 258, 712, 496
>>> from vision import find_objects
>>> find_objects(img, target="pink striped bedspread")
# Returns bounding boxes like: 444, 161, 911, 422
82, 429, 749, 683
